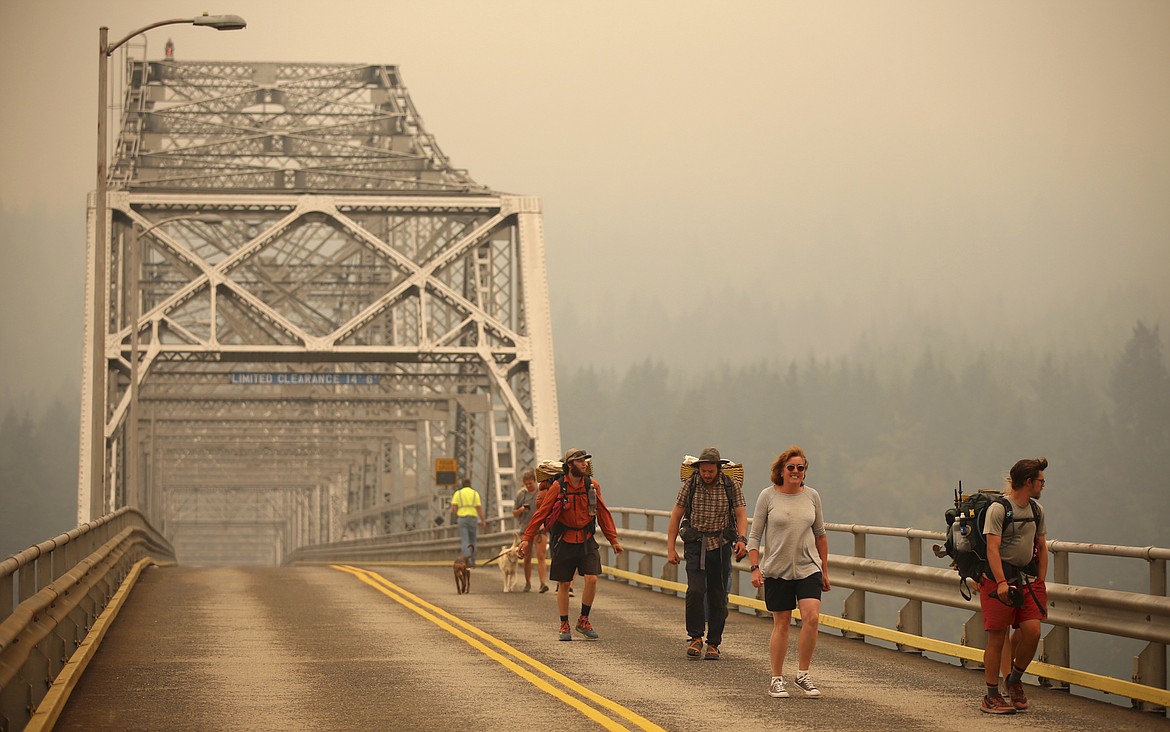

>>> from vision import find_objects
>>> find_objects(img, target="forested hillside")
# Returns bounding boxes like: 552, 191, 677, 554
556, 321, 1169, 550
2, 323, 1165, 560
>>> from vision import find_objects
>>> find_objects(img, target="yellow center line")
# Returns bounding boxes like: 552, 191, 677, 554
332, 564, 665, 732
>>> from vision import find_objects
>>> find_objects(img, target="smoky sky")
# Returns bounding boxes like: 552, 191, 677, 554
2, 0, 1168, 401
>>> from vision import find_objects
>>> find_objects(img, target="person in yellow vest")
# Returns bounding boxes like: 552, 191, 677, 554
451, 478, 488, 566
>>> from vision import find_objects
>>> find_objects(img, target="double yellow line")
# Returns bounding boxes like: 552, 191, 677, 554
332, 565, 665, 732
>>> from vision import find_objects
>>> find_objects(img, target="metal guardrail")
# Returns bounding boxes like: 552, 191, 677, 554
288, 507, 1169, 713
0, 508, 175, 732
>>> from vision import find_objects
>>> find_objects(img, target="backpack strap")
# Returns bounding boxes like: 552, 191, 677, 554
551, 475, 598, 535
684, 473, 698, 521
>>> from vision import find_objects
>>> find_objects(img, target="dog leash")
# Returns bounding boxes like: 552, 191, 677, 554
479, 548, 513, 567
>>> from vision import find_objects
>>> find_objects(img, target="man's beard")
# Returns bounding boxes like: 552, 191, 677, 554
569, 464, 585, 478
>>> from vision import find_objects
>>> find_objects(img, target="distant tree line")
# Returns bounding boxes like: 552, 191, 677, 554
556, 321, 1169, 550
0, 398, 79, 557
3, 322, 1166, 560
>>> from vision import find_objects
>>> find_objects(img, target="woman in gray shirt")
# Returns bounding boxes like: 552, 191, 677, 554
747, 445, 830, 700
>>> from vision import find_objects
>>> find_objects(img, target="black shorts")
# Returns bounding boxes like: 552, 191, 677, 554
549, 537, 601, 582
764, 573, 823, 612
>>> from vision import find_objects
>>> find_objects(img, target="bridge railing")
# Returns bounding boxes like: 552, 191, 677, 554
0, 508, 175, 731
604, 507, 1169, 714
288, 507, 1169, 712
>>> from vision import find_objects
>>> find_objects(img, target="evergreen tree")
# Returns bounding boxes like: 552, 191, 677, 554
1108, 321, 1170, 525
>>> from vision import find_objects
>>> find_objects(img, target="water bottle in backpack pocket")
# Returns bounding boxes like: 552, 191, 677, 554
948, 511, 973, 553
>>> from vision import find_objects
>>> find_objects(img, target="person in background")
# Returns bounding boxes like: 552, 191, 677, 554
747, 445, 830, 699
451, 478, 488, 566
513, 469, 548, 592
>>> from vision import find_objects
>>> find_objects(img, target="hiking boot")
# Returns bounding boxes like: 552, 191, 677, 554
687, 637, 704, 657
1004, 680, 1029, 711
558, 621, 572, 641
980, 693, 1016, 714
792, 672, 820, 697
768, 677, 789, 698
704, 644, 720, 660
539, 584, 549, 593
575, 616, 599, 640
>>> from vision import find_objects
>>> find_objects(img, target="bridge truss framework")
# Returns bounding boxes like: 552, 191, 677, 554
80, 60, 560, 563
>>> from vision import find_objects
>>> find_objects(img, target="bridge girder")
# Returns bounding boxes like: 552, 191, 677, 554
81, 60, 560, 564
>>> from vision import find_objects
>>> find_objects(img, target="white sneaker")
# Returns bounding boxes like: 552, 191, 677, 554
769, 676, 789, 698
793, 673, 821, 697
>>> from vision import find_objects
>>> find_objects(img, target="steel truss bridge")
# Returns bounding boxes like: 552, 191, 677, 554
80, 59, 560, 564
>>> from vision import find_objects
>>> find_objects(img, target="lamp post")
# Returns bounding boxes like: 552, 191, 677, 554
89, 13, 245, 522
125, 213, 225, 518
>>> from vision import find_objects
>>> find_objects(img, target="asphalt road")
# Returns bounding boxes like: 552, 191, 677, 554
54, 563, 1166, 731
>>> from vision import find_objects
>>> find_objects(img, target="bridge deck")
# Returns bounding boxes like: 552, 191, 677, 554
55, 565, 1161, 730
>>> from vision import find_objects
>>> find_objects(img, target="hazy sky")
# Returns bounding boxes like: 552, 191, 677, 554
2, 1, 1168, 402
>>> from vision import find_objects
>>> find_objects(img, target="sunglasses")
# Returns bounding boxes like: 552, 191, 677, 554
785, 464, 807, 473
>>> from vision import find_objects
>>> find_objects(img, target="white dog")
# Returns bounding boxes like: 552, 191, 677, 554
498, 531, 522, 592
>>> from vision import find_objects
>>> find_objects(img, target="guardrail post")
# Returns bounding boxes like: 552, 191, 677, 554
617, 512, 630, 574
961, 612, 987, 670
1, 571, 12, 619
636, 554, 653, 588
19, 562, 35, 605
1038, 627, 1070, 690
644, 512, 657, 589
1133, 556, 1167, 714
896, 536, 924, 654
662, 561, 679, 597
841, 531, 865, 639
1034, 543, 1071, 688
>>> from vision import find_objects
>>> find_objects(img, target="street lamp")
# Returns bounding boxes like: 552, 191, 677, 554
89, 13, 245, 522
124, 213, 225, 518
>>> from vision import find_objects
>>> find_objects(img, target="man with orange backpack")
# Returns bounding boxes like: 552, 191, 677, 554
519, 448, 624, 640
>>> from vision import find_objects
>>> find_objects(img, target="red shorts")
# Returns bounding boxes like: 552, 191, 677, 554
979, 577, 1047, 631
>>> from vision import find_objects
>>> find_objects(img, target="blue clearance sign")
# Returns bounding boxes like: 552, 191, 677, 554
230, 372, 380, 386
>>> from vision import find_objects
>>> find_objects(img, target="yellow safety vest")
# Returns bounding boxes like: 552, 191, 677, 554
452, 487, 481, 517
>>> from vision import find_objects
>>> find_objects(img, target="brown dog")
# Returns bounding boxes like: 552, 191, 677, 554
454, 555, 471, 594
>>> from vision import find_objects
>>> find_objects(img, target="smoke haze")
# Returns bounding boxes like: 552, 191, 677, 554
1, 1, 1168, 550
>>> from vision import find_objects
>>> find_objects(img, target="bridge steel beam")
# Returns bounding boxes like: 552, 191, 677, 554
80, 59, 560, 564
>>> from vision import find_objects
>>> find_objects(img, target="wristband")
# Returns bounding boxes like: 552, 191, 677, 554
737, 535, 747, 544
750, 565, 760, 571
